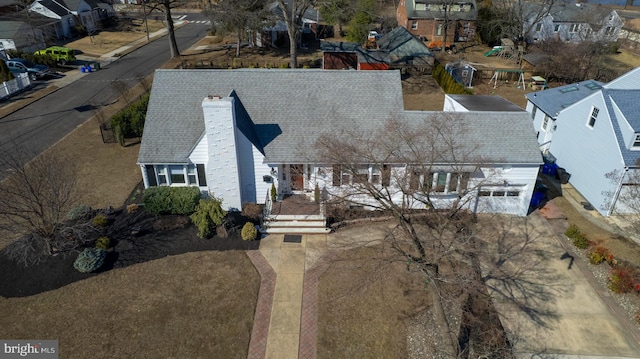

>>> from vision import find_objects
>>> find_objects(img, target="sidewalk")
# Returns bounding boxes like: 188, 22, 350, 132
0, 21, 183, 120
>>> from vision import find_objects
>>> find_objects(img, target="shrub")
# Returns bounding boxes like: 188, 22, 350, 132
67, 205, 92, 220
271, 183, 277, 202
572, 235, 589, 249
565, 224, 581, 238
588, 245, 613, 265
314, 183, 320, 203
126, 203, 139, 213
241, 222, 257, 241
110, 93, 150, 146
0, 59, 14, 82
92, 214, 108, 227
170, 187, 201, 215
143, 186, 201, 215
242, 202, 262, 220
143, 186, 172, 215
431, 62, 473, 95
73, 248, 106, 273
95, 236, 110, 250
608, 266, 635, 293
190, 198, 226, 238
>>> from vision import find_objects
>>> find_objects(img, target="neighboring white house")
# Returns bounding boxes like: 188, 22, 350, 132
138, 70, 542, 216
524, 2, 623, 43
525, 67, 640, 216
0, 20, 46, 52
30, 0, 115, 34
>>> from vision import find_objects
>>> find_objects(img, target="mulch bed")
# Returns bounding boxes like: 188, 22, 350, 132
0, 209, 259, 298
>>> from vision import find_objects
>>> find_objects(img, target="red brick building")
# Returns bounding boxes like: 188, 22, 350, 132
397, 0, 477, 46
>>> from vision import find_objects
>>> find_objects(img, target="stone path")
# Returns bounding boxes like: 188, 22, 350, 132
247, 233, 329, 359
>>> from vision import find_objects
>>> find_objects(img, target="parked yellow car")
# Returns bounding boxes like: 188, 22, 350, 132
34, 46, 76, 65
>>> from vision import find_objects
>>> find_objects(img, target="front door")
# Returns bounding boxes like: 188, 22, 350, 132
290, 164, 304, 191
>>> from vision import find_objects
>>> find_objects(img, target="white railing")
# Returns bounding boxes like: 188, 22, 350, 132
0, 73, 31, 99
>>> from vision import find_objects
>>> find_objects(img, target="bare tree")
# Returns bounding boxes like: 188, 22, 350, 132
0, 146, 78, 256
313, 113, 557, 357
276, 0, 314, 68
146, 0, 186, 58
478, 0, 554, 46
603, 166, 640, 230
207, 0, 271, 57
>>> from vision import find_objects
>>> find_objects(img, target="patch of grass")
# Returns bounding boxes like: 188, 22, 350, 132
0, 251, 259, 358
318, 245, 431, 358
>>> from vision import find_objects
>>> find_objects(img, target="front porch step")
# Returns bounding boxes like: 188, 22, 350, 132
263, 227, 330, 234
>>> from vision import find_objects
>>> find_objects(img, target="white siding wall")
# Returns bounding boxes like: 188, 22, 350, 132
202, 96, 243, 211
527, 101, 554, 150
550, 93, 623, 215
253, 149, 274, 205
443, 95, 469, 112
235, 126, 257, 205
306, 164, 538, 216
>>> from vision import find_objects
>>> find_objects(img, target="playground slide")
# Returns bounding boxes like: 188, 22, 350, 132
484, 47, 502, 57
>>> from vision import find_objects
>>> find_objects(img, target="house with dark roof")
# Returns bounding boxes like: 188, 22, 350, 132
396, 0, 477, 44
376, 26, 434, 72
525, 67, 640, 216
320, 41, 389, 70
138, 69, 541, 218
30, 0, 114, 35
524, 2, 622, 43
0, 20, 46, 52
444, 94, 524, 112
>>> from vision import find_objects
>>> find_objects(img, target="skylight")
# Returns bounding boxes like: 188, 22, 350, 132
585, 82, 601, 90
559, 86, 579, 93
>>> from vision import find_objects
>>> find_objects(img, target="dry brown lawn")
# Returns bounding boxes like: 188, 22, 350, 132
317, 244, 432, 358
64, 19, 166, 57
0, 251, 260, 358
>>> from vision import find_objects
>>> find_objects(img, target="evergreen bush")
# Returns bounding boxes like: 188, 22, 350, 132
432, 62, 473, 95
67, 205, 92, 220
73, 247, 106, 273
110, 94, 149, 146
170, 187, 202, 215
241, 222, 257, 241
95, 236, 110, 250
0, 60, 14, 82
190, 198, 226, 238
143, 186, 172, 215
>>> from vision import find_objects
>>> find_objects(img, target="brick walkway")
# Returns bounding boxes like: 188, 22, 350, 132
298, 257, 331, 359
246, 250, 277, 359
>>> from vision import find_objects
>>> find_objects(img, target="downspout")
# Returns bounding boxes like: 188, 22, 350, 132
609, 167, 628, 216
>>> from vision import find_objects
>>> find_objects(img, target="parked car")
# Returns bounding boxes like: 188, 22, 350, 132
4, 58, 49, 81
34, 46, 76, 65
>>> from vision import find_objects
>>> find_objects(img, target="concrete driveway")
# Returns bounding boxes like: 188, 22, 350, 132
495, 212, 640, 358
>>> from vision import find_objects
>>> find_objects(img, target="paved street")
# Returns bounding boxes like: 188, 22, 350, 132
0, 14, 209, 158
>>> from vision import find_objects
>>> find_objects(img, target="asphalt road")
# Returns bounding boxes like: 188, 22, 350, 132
0, 13, 210, 157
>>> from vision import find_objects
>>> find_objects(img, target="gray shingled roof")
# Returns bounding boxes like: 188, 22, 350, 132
320, 41, 390, 65
139, 69, 541, 166
605, 89, 640, 166
402, 111, 542, 164
139, 69, 404, 164
377, 26, 434, 66
524, 2, 612, 24
525, 80, 604, 119
447, 95, 524, 112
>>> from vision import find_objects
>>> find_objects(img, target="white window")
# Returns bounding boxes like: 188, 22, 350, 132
588, 106, 599, 128
169, 165, 186, 184
371, 166, 381, 184
415, 3, 426, 10
633, 134, 640, 148
187, 164, 197, 184
541, 115, 549, 131
436, 24, 443, 36
354, 166, 369, 183
554, 24, 560, 32
157, 166, 168, 185
411, 21, 418, 30
535, 23, 542, 32
605, 26, 615, 36
531, 105, 537, 120
569, 23, 579, 33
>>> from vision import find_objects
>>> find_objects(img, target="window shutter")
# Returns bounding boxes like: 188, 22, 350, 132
196, 164, 207, 186
145, 165, 157, 186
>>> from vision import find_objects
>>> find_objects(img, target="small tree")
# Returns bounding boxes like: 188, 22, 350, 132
207, 0, 271, 57
0, 145, 78, 255
190, 198, 226, 238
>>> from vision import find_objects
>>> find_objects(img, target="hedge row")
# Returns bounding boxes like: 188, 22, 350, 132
432, 61, 473, 95
111, 93, 149, 146
143, 186, 202, 215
